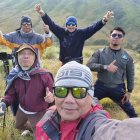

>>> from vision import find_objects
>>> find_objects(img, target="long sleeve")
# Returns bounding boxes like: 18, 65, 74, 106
126, 56, 134, 91
0, 32, 17, 49
2, 82, 16, 106
82, 20, 105, 40
86, 50, 104, 72
42, 13, 65, 38
92, 118, 140, 140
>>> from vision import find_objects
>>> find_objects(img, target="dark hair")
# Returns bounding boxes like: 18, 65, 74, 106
110, 27, 125, 36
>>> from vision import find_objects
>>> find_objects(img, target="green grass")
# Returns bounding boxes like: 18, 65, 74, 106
0, 45, 140, 139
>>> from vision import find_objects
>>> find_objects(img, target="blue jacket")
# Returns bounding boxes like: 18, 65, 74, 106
42, 13, 105, 63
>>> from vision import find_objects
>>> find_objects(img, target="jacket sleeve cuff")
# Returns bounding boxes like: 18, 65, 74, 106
128, 90, 132, 93
44, 31, 52, 38
1, 100, 9, 107
102, 18, 107, 24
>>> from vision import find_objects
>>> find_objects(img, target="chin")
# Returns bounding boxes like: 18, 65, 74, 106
62, 116, 79, 121
68, 30, 74, 32
21, 66, 30, 70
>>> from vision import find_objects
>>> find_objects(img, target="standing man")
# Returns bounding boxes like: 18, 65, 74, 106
0, 44, 54, 137
0, 15, 52, 66
35, 4, 114, 65
87, 27, 137, 118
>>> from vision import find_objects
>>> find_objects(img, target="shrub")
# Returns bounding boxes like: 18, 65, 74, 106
43, 47, 59, 59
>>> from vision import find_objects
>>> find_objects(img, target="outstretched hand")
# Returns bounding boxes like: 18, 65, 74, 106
34, 4, 45, 16
44, 87, 54, 103
121, 92, 131, 104
43, 24, 50, 33
103, 11, 114, 22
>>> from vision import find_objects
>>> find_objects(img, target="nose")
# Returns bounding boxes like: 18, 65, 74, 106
64, 89, 75, 102
114, 35, 119, 38
23, 53, 30, 58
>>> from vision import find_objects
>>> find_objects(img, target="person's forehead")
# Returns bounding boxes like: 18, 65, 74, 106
21, 22, 31, 25
19, 48, 34, 53
112, 30, 123, 34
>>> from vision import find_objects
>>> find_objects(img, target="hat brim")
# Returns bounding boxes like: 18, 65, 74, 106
55, 79, 89, 87
16, 45, 36, 54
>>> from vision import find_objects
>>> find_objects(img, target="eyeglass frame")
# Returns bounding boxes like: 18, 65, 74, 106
53, 86, 89, 99
66, 22, 77, 27
21, 22, 32, 26
111, 33, 124, 39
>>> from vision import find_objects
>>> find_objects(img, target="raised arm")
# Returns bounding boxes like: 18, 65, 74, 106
81, 11, 114, 40
35, 4, 65, 38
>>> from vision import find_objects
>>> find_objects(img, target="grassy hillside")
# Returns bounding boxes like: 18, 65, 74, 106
0, 0, 140, 48
0, 46, 140, 140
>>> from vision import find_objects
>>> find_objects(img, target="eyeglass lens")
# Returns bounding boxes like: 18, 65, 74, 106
22, 22, 31, 26
67, 22, 76, 26
111, 33, 123, 38
54, 87, 87, 99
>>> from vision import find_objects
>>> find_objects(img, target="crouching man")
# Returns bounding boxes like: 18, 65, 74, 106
0, 43, 54, 138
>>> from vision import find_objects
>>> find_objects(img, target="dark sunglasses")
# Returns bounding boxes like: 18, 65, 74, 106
111, 33, 123, 38
22, 22, 31, 26
66, 22, 76, 26
53, 87, 88, 99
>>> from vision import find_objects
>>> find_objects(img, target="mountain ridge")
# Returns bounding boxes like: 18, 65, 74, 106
0, 0, 140, 47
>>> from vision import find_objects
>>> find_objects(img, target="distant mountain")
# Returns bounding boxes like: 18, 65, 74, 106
0, 0, 140, 48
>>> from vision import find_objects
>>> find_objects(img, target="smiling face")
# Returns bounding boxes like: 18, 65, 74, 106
21, 22, 32, 33
66, 24, 77, 32
55, 89, 92, 121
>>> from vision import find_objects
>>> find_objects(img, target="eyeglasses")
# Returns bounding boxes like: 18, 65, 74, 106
53, 87, 88, 99
22, 22, 31, 26
111, 33, 123, 38
66, 22, 76, 26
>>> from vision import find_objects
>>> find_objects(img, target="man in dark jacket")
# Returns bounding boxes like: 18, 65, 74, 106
87, 27, 137, 118
0, 43, 54, 137
35, 4, 114, 64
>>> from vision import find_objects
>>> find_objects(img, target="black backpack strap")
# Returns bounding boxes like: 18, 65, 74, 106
42, 111, 60, 140
76, 110, 108, 140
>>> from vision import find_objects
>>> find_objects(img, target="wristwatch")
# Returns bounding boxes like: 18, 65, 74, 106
102, 17, 108, 24
103, 65, 108, 70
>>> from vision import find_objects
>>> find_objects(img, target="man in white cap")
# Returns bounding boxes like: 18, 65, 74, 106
36, 61, 140, 140
36, 61, 110, 139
